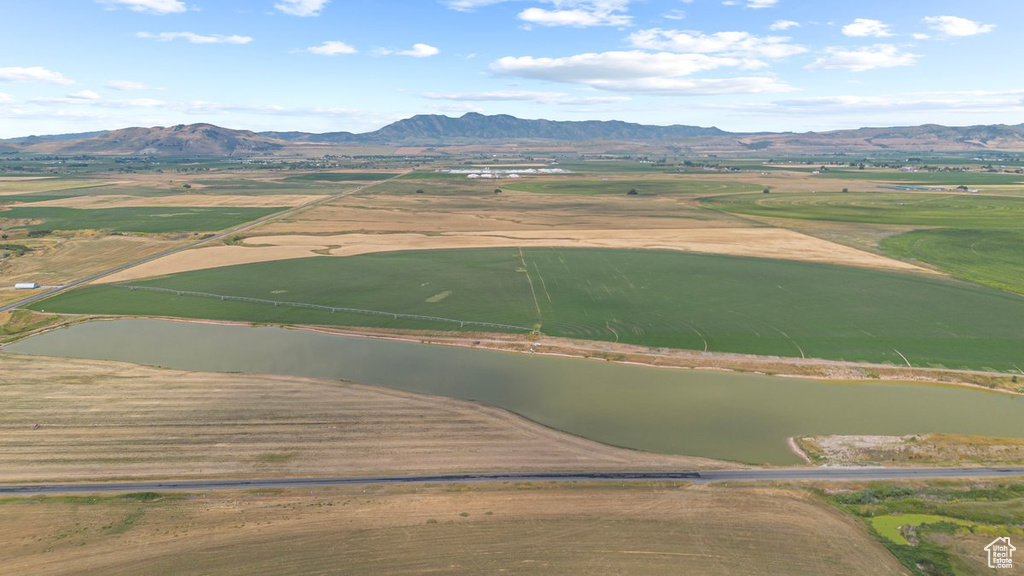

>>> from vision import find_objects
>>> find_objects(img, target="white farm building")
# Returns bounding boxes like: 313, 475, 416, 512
14, 282, 40, 290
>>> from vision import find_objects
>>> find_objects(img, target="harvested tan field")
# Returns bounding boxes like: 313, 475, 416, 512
0, 353, 727, 484
1, 234, 175, 286
98, 226, 928, 283
254, 190, 753, 235
23, 193, 321, 209
0, 179, 111, 195
0, 484, 905, 575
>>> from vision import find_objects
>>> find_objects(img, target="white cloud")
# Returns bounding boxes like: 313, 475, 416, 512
96, 0, 186, 15
924, 16, 995, 37
378, 43, 440, 57
444, 0, 509, 11
842, 18, 893, 38
274, 0, 330, 17
735, 90, 1024, 117
0, 92, 14, 104
587, 76, 793, 94
493, 51, 739, 81
0, 66, 75, 85
107, 80, 149, 91
912, 33, 930, 40
519, 1, 632, 27
807, 44, 918, 72
663, 9, 686, 20
136, 32, 253, 44
490, 50, 793, 95
769, 20, 799, 31
68, 90, 102, 100
420, 90, 632, 105
443, 0, 633, 27
306, 41, 357, 55
628, 29, 806, 59
746, 0, 777, 8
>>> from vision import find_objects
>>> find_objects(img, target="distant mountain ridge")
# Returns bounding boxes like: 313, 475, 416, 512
4, 113, 1024, 154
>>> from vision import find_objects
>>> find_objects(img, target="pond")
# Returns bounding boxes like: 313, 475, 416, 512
7, 319, 1024, 465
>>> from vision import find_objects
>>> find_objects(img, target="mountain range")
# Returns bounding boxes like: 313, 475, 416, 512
4, 113, 1024, 155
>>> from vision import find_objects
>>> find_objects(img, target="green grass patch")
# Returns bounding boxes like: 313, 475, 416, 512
30, 248, 1024, 371
871, 514, 975, 545
703, 191, 1024, 227
828, 483, 1024, 576
0, 206, 285, 233
883, 228, 1024, 295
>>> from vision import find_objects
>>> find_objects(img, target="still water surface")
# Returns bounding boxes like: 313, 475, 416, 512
7, 319, 1024, 465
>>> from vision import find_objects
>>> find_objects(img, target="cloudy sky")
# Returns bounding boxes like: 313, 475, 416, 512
0, 0, 1019, 137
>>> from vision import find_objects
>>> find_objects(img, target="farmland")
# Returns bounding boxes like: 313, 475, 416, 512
30, 247, 1024, 371
0, 206, 285, 233
0, 483, 904, 576
703, 191, 1024, 228
883, 228, 1024, 295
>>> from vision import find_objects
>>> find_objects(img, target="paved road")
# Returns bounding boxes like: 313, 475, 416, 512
0, 176, 400, 314
4, 467, 1024, 495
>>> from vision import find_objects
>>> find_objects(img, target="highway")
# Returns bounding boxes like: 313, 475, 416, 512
0, 176, 401, 314
3, 467, 1024, 495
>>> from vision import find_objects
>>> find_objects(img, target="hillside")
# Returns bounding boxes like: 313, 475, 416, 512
15, 124, 284, 156
4, 114, 1024, 155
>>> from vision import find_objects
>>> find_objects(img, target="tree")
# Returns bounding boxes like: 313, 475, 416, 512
763, 187, 771, 194
494, 188, 502, 194
415, 189, 425, 194
627, 188, 639, 196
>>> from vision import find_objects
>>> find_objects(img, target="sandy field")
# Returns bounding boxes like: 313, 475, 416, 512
0, 353, 727, 484
0, 483, 904, 575
98, 226, 929, 283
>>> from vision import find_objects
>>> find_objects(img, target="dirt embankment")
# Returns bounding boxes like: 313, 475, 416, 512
798, 434, 1024, 467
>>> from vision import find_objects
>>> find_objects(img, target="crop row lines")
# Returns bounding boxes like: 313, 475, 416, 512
115, 284, 533, 332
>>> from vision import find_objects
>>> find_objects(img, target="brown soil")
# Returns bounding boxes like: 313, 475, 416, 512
0, 484, 905, 575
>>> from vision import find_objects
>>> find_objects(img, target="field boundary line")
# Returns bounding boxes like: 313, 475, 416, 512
114, 284, 532, 332
518, 247, 543, 321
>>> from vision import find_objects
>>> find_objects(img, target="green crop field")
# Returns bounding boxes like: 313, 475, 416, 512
703, 191, 1024, 228
883, 228, 1024, 295
505, 179, 761, 196
31, 248, 1024, 371
0, 206, 285, 233
813, 170, 1024, 186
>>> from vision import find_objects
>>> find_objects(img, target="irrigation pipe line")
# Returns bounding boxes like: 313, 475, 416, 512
116, 284, 533, 332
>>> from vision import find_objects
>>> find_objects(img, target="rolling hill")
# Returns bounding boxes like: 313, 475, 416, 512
4, 113, 1024, 155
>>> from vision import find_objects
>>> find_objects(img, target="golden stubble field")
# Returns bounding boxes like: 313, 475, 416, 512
0, 483, 905, 575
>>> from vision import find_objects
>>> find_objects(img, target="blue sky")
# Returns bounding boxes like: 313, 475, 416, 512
0, 0, 1020, 137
